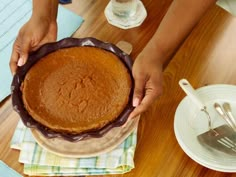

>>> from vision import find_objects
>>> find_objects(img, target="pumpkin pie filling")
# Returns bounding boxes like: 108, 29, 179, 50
22, 46, 132, 134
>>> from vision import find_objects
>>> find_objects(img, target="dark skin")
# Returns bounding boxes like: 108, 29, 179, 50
9, 0, 216, 120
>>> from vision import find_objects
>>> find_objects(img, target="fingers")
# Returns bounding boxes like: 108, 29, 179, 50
9, 35, 31, 75
129, 71, 163, 119
128, 97, 151, 119
9, 41, 20, 75
129, 86, 162, 119
18, 37, 31, 66
132, 73, 146, 107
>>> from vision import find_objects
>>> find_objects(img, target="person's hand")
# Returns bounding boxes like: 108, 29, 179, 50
9, 16, 57, 74
128, 45, 164, 119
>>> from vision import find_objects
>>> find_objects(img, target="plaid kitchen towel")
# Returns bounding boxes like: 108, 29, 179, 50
11, 120, 137, 176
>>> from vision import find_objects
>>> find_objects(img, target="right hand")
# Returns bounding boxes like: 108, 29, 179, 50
9, 16, 57, 74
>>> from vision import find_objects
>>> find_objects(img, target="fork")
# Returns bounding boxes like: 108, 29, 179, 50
214, 103, 236, 131
223, 103, 236, 126
179, 79, 236, 155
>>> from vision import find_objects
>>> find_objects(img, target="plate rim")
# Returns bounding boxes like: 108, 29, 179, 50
31, 117, 139, 158
174, 84, 236, 172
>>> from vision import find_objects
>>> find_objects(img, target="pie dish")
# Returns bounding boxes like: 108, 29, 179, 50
11, 37, 134, 141
31, 116, 139, 158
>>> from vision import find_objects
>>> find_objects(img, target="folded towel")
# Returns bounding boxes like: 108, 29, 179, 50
11, 120, 137, 176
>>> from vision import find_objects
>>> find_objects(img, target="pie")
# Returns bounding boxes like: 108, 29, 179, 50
22, 46, 132, 134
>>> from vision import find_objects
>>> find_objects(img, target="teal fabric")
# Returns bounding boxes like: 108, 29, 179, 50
0, 161, 22, 177
0, 0, 84, 102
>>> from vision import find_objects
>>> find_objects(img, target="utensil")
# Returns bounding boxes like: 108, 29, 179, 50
179, 79, 236, 156
214, 103, 236, 131
175, 84, 236, 171
223, 102, 236, 127
179, 79, 216, 133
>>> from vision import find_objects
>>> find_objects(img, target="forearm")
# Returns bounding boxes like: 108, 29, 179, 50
147, 0, 216, 64
32, 0, 58, 22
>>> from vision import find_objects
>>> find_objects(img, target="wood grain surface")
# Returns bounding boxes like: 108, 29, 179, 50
1, 0, 236, 177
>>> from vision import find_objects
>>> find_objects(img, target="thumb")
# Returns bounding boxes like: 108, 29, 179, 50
133, 75, 146, 107
18, 38, 31, 66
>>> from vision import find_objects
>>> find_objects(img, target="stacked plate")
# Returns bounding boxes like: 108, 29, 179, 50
174, 85, 236, 172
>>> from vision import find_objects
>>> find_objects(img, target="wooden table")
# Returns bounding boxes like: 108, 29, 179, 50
1, 0, 236, 176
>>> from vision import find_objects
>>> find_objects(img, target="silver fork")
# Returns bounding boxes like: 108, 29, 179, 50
214, 103, 236, 131
223, 102, 236, 126
179, 79, 236, 155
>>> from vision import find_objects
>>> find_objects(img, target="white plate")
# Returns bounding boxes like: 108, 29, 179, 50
174, 84, 236, 172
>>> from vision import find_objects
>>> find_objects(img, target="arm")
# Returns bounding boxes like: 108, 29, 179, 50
129, 0, 217, 119
10, 0, 59, 74
32, 0, 58, 22
148, 0, 217, 64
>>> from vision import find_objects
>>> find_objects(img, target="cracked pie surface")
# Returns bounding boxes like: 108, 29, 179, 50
22, 46, 132, 134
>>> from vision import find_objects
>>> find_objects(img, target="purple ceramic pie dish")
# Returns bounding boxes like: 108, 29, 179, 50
11, 37, 134, 142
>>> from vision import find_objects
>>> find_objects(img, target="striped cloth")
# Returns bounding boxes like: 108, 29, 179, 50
11, 120, 137, 176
